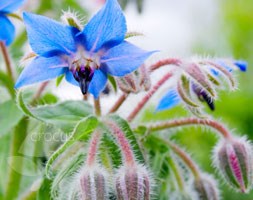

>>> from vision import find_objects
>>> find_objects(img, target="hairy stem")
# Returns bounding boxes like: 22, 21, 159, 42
167, 157, 185, 191
147, 118, 232, 139
0, 41, 14, 81
127, 72, 173, 122
5, 117, 28, 200
94, 98, 101, 116
108, 93, 129, 113
106, 121, 135, 167
155, 136, 200, 179
30, 81, 49, 105
149, 58, 181, 72
86, 131, 101, 166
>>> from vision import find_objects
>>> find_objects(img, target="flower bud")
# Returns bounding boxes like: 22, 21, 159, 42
194, 174, 220, 200
116, 65, 151, 94
80, 166, 108, 200
115, 165, 151, 200
184, 63, 216, 98
61, 10, 83, 30
213, 137, 253, 193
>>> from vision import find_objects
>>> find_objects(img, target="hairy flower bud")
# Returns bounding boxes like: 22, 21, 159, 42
61, 10, 83, 30
80, 166, 108, 200
116, 65, 151, 94
213, 137, 253, 193
194, 174, 220, 200
115, 165, 151, 200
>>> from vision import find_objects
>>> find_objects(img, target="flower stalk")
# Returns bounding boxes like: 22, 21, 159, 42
0, 41, 14, 81
108, 93, 129, 113
147, 118, 232, 139
149, 58, 181, 72
106, 120, 136, 167
127, 71, 173, 122
94, 97, 101, 116
86, 131, 101, 166
155, 137, 200, 179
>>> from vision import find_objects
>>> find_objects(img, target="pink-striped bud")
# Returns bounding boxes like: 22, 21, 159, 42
213, 137, 253, 193
194, 174, 220, 200
116, 65, 151, 94
115, 165, 151, 200
80, 166, 108, 200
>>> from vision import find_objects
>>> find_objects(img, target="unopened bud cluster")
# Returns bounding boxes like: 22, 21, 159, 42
116, 65, 151, 94
170, 59, 246, 116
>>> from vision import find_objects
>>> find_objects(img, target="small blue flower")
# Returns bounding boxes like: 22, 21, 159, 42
15, 0, 155, 98
0, 0, 25, 45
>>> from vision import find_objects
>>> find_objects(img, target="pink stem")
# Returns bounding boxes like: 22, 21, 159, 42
127, 72, 173, 122
106, 121, 135, 167
108, 93, 129, 114
148, 118, 232, 139
149, 58, 181, 72
86, 131, 101, 166
0, 41, 13, 81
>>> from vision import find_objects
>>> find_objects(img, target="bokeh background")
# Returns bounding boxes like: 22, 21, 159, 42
0, 0, 253, 199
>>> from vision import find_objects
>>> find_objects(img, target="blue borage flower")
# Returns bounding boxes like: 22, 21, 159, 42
15, 0, 155, 98
0, 0, 25, 45
156, 60, 247, 112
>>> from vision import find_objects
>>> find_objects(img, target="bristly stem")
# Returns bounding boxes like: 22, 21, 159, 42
147, 118, 232, 139
0, 41, 14, 81
149, 58, 181, 72
5, 117, 28, 200
127, 72, 173, 122
167, 156, 185, 191
94, 97, 101, 116
30, 81, 49, 105
108, 93, 129, 113
86, 130, 101, 166
106, 120, 135, 167
155, 136, 200, 179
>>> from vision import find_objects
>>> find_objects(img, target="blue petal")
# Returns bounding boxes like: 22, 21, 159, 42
88, 70, 107, 98
0, 15, 15, 46
65, 70, 79, 86
23, 12, 77, 56
0, 0, 25, 13
81, 0, 126, 52
234, 60, 247, 72
101, 41, 155, 76
15, 56, 68, 88
156, 89, 181, 111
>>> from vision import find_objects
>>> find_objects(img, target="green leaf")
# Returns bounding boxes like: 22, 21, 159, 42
17, 90, 93, 133
56, 75, 64, 87
100, 132, 122, 170
106, 115, 146, 164
108, 75, 117, 93
36, 93, 59, 105
0, 100, 24, 137
51, 153, 85, 198
45, 116, 98, 178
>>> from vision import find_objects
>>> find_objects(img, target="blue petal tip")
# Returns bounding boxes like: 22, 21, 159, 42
234, 60, 247, 72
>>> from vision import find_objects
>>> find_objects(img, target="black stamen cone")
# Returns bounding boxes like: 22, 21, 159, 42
192, 84, 215, 111
200, 91, 215, 111
74, 67, 94, 95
